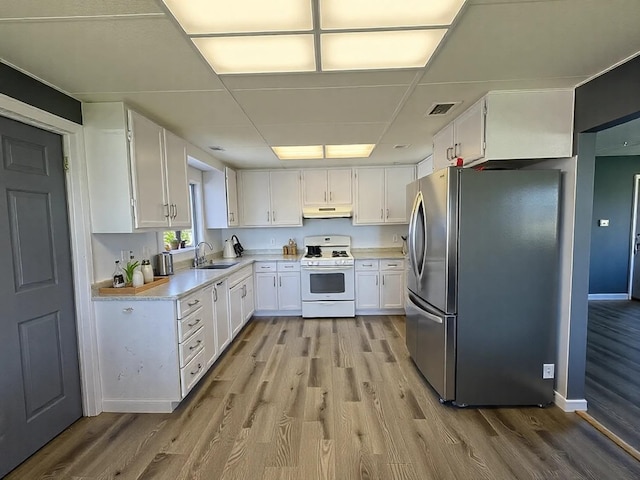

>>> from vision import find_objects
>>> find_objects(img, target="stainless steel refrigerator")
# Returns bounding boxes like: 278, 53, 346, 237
406, 167, 560, 406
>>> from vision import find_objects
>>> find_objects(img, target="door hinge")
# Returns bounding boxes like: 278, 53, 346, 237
63, 156, 70, 172
127, 130, 133, 142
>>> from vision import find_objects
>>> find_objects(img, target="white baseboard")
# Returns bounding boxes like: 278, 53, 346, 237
355, 308, 406, 316
253, 310, 302, 317
554, 391, 588, 412
101, 399, 179, 413
588, 293, 629, 300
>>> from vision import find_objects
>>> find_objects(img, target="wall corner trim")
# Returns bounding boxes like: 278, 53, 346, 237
554, 391, 588, 412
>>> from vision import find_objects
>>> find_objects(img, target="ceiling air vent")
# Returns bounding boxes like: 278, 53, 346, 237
209, 145, 225, 152
425, 102, 460, 117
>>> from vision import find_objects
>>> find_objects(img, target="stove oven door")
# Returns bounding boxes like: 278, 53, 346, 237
301, 266, 355, 301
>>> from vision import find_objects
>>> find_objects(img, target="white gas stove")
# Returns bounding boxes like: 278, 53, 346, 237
301, 235, 355, 318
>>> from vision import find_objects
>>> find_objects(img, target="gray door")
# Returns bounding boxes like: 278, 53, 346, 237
0, 116, 82, 477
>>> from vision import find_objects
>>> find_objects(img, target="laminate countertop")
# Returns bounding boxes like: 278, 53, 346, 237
92, 254, 300, 302
352, 249, 406, 260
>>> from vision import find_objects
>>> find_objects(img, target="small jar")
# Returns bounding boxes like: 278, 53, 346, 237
141, 260, 154, 284
132, 269, 144, 287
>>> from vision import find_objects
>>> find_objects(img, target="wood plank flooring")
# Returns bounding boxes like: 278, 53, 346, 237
6, 315, 640, 480
586, 300, 640, 452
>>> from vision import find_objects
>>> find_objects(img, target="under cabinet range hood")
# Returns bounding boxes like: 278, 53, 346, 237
303, 206, 352, 219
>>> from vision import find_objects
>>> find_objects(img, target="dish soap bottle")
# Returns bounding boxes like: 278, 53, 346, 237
112, 260, 125, 288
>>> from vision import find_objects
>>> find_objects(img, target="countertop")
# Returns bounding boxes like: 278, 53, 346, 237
92, 254, 300, 301
93, 249, 404, 301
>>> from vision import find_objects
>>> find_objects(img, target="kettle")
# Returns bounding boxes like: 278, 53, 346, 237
223, 239, 236, 258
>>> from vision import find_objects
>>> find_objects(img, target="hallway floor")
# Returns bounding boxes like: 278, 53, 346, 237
586, 300, 640, 452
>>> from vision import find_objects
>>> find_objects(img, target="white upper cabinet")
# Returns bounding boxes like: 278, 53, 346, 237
204, 166, 239, 228
84, 103, 191, 233
239, 170, 302, 227
354, 166, 415, 225
432, 89, 574, 170
302, 168, 352, 206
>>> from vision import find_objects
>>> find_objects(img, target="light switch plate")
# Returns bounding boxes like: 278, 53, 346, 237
598, 219, 609, 227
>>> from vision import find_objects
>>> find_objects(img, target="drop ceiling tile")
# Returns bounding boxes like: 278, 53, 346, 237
233, 85, 410, 124
0, 0, 163, 17
187, 126, 267, 149
422, 0, 640, 83
204, 146, 279, 169
256, 122, 387, 145
0, 17, 221, 94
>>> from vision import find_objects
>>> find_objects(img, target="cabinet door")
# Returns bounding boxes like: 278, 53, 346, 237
243, 279, 255, 323
381, 272, 404, 309
271, 170, 302, 226
356, 271, 380, 309
199, 286, 217, 367
432, 123, 454, 171
226, 167, 239, 226
454, 99, 485, 165
128, 110, 167, 228
164, 130, 191, 228
229, 283, 244, 337
385, 166, 415, 224
354, 168, 385, 225
214, 280, 231, 352
255, 273, 278, 310
240, 171, 271, 226
328, 168, 352, 204
303, 169, 328, 205
278, 272, 301, 310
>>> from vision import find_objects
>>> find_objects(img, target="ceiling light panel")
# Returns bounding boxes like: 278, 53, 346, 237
163, 0, 313, 34
272, 145, 324, 160
193, 35, 316, 74
320, 0, 466, 29
322, 30, 446, 71
325, 144, 375, 158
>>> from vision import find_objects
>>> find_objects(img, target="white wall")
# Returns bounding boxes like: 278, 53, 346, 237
525, 157, 577, 402
225, 217, 408, 251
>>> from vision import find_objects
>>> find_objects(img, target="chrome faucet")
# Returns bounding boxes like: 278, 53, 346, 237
194, 241, 213, 267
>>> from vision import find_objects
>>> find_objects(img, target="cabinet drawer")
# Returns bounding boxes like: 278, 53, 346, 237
228, 264, 253, 287
277, 262, 300, 272
380, 259, 404, 271
180, 348, 206, 397
255, 262, 277, 272
178, 288, 207, 318
179, 326, 205, 368
177, 305, 204, 342
355, 259, 379, 271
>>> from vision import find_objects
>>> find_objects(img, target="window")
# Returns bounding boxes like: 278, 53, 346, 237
162, 183, 201, 251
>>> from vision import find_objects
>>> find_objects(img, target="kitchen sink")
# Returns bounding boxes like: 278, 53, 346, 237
198, 262, 238, 270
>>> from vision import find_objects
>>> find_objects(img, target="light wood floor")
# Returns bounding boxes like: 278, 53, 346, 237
7, 315, 640, 480
586, 301, 640, 452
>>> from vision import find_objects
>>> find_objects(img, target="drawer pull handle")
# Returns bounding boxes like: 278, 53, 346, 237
188, 318, 201, 327
123, 307, 134, 313
187, 300, 200, 307
189, 340, 202, 350
387, 264, 398, 267
190, 363, 203, 376
363, 263, 373, 267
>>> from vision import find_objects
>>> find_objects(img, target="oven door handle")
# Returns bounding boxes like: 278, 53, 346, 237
301, 266, 352, 272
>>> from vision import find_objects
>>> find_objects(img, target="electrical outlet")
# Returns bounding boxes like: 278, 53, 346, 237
543, 364, 555, 379
270, 238, 276, 246
393, 234, 398, 243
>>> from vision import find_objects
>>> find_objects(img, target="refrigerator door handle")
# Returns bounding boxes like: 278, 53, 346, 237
406, 293, 443, 324
408, 190, 425, 280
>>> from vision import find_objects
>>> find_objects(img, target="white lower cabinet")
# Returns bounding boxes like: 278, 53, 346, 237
355, 259, 405, 314
228, 265, 255, 337
213, 278, 231, 354
254, 261, 301, 315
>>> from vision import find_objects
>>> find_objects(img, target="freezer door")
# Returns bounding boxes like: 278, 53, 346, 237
406, 292, 456, 401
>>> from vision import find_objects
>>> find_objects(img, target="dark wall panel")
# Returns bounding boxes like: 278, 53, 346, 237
589, 156, 640, 294
0, 62, 82, 125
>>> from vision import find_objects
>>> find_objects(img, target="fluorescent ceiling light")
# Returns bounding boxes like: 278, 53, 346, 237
320, 0, 466, 29
193, 35, 316, 74
163, 0, 313, 34
325, 144, 375, 158
272, 145, 324, 160
322, 30, 446, 71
